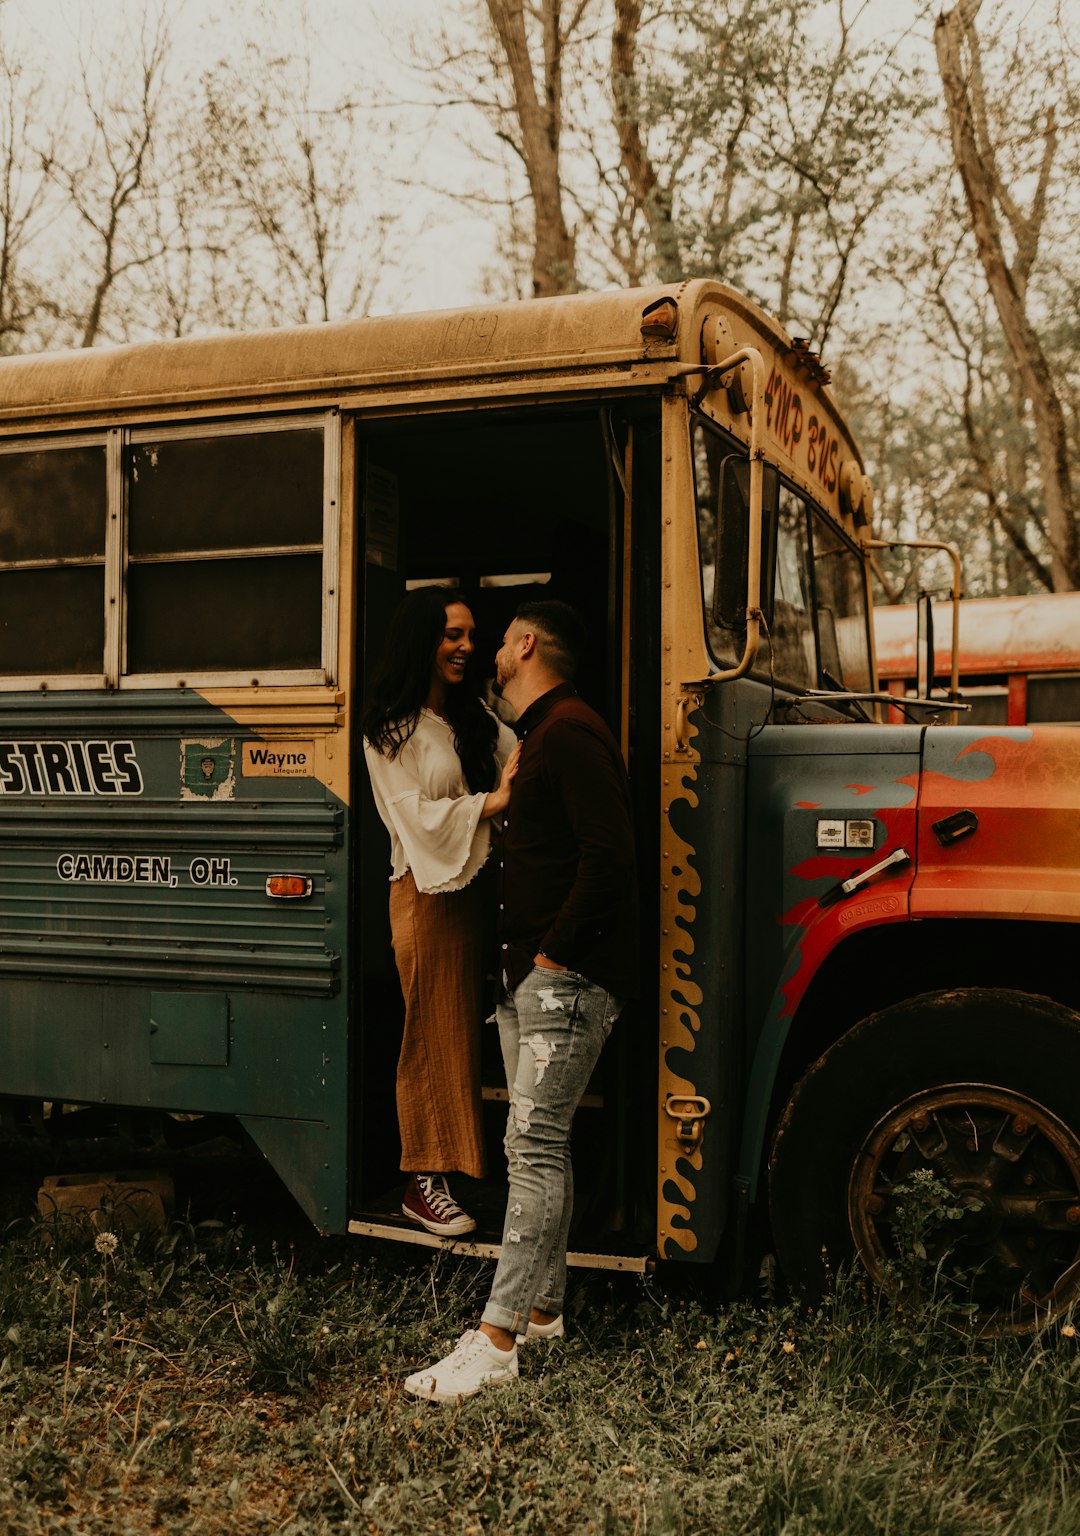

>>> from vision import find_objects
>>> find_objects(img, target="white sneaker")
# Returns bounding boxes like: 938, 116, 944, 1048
404, 1329, 518, 1403
517, 1313, 565, 1344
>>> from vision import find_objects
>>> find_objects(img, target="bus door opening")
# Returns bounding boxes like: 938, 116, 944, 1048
350, 402, 659, 1249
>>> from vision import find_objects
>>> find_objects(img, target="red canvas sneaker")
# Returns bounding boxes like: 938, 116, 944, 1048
402, 1174, 477, 1236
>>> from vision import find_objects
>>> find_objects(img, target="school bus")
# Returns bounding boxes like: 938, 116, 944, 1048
1, 281, 1078, 1333
876, 591, 1080, 726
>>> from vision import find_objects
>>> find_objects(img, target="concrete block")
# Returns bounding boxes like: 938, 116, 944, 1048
37, 1169, 175, 1232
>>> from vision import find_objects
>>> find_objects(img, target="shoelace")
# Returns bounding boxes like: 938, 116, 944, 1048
418, 1176, 465, 1221
445, 1330, 489, 1364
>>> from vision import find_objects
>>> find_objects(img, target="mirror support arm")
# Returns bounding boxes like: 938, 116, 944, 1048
867, 538, 963, 724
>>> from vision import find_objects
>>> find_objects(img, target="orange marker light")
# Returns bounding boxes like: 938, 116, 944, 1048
265, 875, 312, 899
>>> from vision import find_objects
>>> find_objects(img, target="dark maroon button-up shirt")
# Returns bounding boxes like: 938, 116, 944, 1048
497, 682, 638, 998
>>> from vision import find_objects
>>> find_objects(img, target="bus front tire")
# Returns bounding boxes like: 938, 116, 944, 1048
767, 987, 1080, 1334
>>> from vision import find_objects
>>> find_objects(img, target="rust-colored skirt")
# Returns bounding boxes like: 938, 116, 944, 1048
388, 870, 489, 1178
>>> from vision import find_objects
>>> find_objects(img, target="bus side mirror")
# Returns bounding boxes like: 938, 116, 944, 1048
713, 457, 778, 631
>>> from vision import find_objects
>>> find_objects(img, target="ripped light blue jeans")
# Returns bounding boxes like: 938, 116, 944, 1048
481, 966, 623, 1338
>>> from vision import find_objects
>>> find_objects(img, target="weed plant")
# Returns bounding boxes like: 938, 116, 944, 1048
0, 1205, 1077, 1535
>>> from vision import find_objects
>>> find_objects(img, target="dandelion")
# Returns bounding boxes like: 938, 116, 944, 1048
695, 1339, 708, 1350
94, 1231, 119, 1258
781, 1341, 796, 1354
1063, 1324, 1076, 1338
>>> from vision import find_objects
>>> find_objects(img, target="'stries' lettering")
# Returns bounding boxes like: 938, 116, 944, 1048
0, 740, 143, 795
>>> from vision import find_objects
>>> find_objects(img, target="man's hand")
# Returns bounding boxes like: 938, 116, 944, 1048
533, 953, 568, 972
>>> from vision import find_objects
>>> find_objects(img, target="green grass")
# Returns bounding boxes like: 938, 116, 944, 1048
1, 1207, 1078, 1536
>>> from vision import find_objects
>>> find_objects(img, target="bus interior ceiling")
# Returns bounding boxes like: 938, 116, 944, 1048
352, 402, 651, 1244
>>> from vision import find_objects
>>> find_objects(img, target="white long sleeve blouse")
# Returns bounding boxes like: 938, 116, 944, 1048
364, 708, 518, 895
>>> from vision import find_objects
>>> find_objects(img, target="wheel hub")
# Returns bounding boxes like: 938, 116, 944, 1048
848, 1084, 1080, 1333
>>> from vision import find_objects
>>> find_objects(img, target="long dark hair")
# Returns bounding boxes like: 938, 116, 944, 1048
361, 586, 499, 792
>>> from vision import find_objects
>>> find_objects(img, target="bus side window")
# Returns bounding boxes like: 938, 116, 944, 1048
1027, 674, 1080, 724
0, 443, 107, 676
126, 427, 324, 676
809, 510, 872, 693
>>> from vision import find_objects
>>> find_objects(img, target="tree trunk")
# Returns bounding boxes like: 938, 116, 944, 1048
486, 0, 576, 296
611, 0, 681, 281
935, 0, 1078, 589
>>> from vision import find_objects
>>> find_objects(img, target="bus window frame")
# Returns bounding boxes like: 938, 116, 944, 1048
805, 497, 874, 695
692, 406, 872, 698
0, 431, 112, 689
0, 410, 340, 693
711, 453, 779, 633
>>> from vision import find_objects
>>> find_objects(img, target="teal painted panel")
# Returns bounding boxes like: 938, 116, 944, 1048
101, 993, 342, 1119
738, 725, 923, 1198
149, 990, 229, 1066
239, 1112, 345, 1233
0, 798, 341, 994
0, 689, 351, 1236
0, 980, 103, 1099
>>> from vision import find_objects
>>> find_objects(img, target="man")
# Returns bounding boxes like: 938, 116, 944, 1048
404, 600, 638, 1402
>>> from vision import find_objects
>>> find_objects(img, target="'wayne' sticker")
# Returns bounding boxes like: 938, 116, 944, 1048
0, 740, 142, 796
242, 741, 314, 778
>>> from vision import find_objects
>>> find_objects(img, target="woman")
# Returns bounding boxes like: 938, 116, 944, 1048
362, 587, 518, 1236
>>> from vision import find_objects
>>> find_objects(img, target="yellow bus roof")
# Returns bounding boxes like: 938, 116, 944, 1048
0, 279, 840, 425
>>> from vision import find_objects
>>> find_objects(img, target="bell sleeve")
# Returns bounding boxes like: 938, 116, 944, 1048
364, 738, 490, 894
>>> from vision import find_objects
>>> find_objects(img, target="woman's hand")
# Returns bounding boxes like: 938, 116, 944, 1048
500, 741, 521, 792
481, 741, 520, 819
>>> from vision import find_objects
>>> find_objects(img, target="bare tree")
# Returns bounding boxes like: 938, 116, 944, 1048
625, 0, 924, 345
45, 7, 175, 347
198, 11, 394, 327
610, 0, 680, 281
403, 0, 920, 335
0, 50, 62, 353
935, 0, 1078, 590
0, 0, 405, 346
485, 0, 579, 295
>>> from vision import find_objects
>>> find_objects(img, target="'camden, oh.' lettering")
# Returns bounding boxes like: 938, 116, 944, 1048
0, 740, 143, 796
56, 854, 234, 887
764, 364, 840, 496
57, 853, 174, 885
